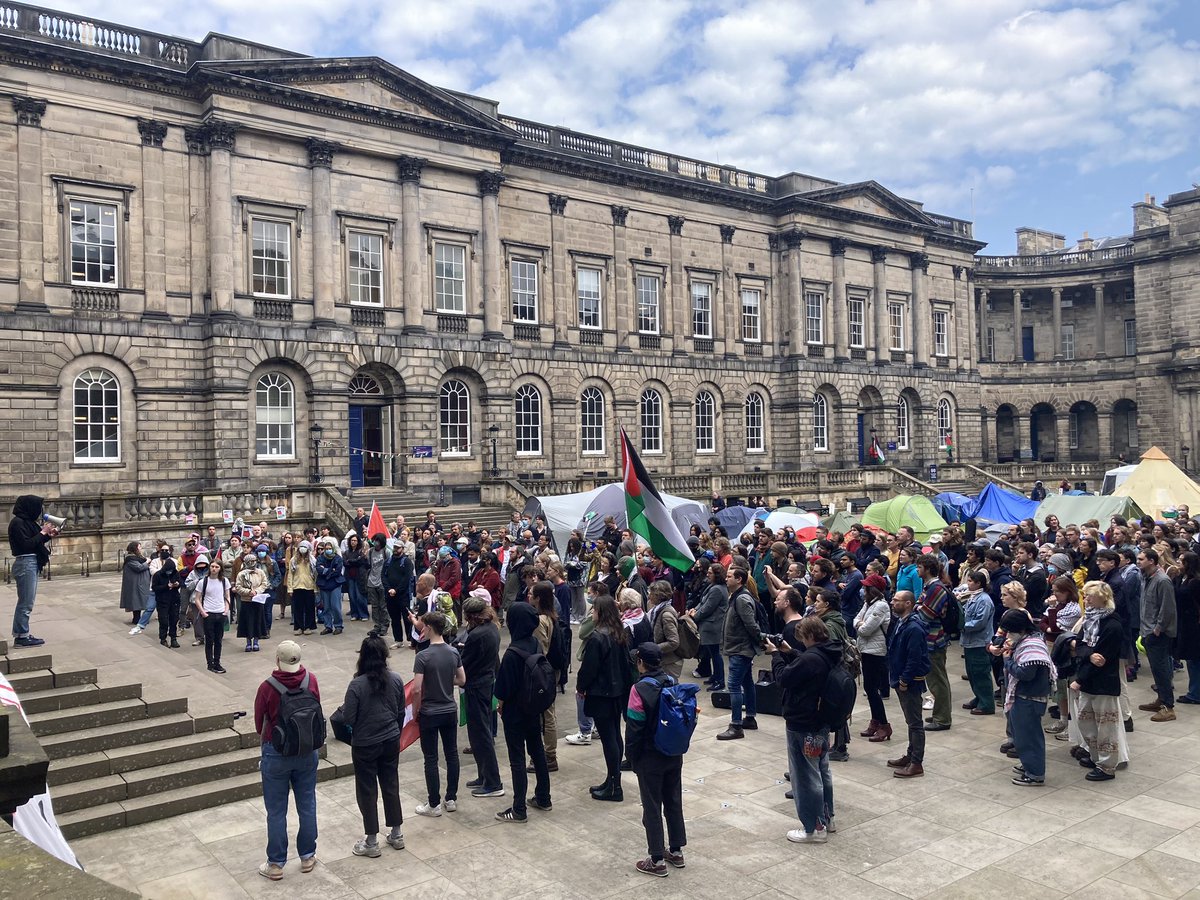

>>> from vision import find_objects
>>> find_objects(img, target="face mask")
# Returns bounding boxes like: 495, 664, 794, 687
374, 541, 385, 550
160, 550, 171, 559
196, 565, 208, 573
521, 519, 529, 528
325, 549, 335, 558
299, 547, 309, 555
256, 550, 267, 559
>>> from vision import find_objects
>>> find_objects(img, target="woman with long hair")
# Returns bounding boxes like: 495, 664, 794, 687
120, 541, 152, 629
289, 540, 318, 636
576, 594, 631, 801
855, 573, 894, 740
343, 532, 370, 621
342, 634, 407, 856
689, 563, 728, 691
273, 531, 296, 627
1071, 581, 1126, 781
1174, 551, 1200, 704
193, 559, 230, 673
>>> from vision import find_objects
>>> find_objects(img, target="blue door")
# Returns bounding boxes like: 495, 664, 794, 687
348, 405, 364, 487
857, 414, 865, 465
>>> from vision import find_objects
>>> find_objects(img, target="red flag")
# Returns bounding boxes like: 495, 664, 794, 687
367, 501, 389, 541
399, 679, 420, 751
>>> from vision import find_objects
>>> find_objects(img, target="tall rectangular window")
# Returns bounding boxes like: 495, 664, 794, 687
889, 301, 906, 350
691, 282, 712, 338
637, 274, 660, 334
434, 242, 466, 313
251, 219, 292, 297
933, 310, 948, 356
741, 289, 762, 342
805, 291, 824, 344
69, 200, 119, 286
1069, 412, 1079, 450
510, 259, 538, 323
1124, 319, 1136, 356
347, 231, 383, 305
848, 296, 865, 348
986, 327, 995, 360
1061, 324, 1075, 360
577, 267, 602, 329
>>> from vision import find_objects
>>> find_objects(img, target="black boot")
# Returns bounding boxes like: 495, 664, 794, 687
590, 776, 623, 802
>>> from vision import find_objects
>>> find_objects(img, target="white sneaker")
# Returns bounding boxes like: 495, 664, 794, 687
787, 826, 828, 844
443, 799, 457, 812
129, 625, 144, 635
415, 802, 442, 817
922, 696, 934, 710
827, 816, 836, 834
565, 732, 593, 746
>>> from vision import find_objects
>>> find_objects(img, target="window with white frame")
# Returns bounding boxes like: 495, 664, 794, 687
1061, 324, 1075, 360
691, 282, 712, 338
577, 267, 602, 329
251, 219, 292, 298
742, 288, 762, 342
1069, 411, 1079, 450
889, 301, 906, 350
347, 231, 384, 305
813, 393, 828, 452
896, 397, 911, 450
745, 392, 765, 453
514, 384, 542, 455
933, 309, 949, 356
69, 200, 119, 286
848, 296, 865, 348
805, 291, 824, 344
510, 259, 539, 323
937, 398, 953, 447
580, 387, 605, 455
694, 391, 715, 453
255, 373, 295, 458
73, 368, 120, 462
1124, 319, 1136, 356
637, 274, 660, 334
434, 242, 467, 313
986, 327, 995, 360
439, 379, 470, 456
640, 388, 663, 453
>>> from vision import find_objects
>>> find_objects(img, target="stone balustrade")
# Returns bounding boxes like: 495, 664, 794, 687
977, 245, 1135, 269
0, 1, 195, 67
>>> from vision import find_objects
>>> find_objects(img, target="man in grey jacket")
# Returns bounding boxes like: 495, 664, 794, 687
717, 567, 763, 741
1137, 547, 1178, 721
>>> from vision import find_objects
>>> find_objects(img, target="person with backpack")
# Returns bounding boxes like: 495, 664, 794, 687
916, 555, 954, 731
886, 591, 931, 778
340, 634, 407, 858
717, 567, 764, 740
625, 642, 695, 876
810, 588, 854, 761
494, 601, 554, 822
855, 574, 893, 743
531, 581, 566, 773
193, 559, 231, 674
254, 640, 322, 880
766, 615, 844, 844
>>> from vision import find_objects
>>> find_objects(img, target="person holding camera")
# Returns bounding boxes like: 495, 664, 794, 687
8, 495, 57, 647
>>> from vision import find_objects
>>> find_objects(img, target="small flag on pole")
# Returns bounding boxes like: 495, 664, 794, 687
868, 436, 887, 464
620, 428, 695, 572
366, 501, 389, 541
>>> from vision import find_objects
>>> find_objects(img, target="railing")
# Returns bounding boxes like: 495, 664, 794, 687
321, 485, 356, 536
975, 461, 1109, 486
638, 334, 661, 350
776, 471, 820, 489
0, 2, 197, 67
253, 298, 293, 321
927, 214, 974, 239
885, 467, 939, 498
693, 338, 714, 354
72, 288, 119, 312
958, 462, 1023, 493
42, 498, 103, 529
437, 314, 467, 334
221, 492, 288, 520
513, 323, 540, 341
579, 329, 602, 345
658, 475, 712, 495
124, 495, 202, 522
351, 307, 384, 329
976, 245, 1135, 269
745, 343, 762, 357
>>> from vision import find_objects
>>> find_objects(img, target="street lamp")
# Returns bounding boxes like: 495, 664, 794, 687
488, 424, 500, 478
310, 422, 324, 484
1183, 445, 1191, 473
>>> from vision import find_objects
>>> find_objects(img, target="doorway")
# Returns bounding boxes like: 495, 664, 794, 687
349, 405, 385, 488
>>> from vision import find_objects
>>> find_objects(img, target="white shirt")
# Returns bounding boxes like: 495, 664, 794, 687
197, 576, 230, 614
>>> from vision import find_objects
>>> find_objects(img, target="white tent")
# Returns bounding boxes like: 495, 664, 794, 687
523, 483, 708, 553
738, 510, 820, 541
1101, 464, 1138, 496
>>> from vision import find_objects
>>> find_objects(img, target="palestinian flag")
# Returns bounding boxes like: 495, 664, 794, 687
620, 428, 695, 573
869, 436, 886, 464
399, 679, 420, 751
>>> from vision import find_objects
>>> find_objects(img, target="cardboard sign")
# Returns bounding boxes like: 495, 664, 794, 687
221, 509, 234, 524
275, 505, 287, 521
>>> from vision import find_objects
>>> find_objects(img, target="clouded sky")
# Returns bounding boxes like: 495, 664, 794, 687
39, 0, 1200, 252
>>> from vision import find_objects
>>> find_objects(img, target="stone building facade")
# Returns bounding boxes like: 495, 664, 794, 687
0, 6, 991, 506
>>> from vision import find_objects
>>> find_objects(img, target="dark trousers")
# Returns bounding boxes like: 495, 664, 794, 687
157, 595, 180, 641
352, 739, 403, 835
502, 713, 550, 816
418, 709, 460, 806
202, 614, 225, 668
701, 643, 724, 686
965, 646, 997, 713
634, 754, 686, 859
861, 653, 889, 724
991, 652, 1005, 688
1144, 633, 1175, 708
896, 687, 926, 764
1009, 696, 1046, 779
465, 682, 501, 791
292, 589, 316, 631
386, 592, 410, 644
586, 695, 624, 780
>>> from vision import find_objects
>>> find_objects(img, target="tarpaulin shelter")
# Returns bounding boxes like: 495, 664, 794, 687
968, 482, 1040, 525
522, 484, 708, 554
861, 494, 948, 544
1033, 494, 1143, 528
932, 492, 975, 524
1112, 446, 1200, 519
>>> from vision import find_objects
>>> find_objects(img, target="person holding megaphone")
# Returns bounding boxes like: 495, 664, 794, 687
7, 495, 60, 648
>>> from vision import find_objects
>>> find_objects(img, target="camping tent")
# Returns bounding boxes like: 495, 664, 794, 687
1112, 446, 1200, 519
522, 483, 708, 554
861, 494, 948, 543
1033, 494, 1143, 528
932, 492, 975, 524
968, 482, 1040, 525
714, 505, 763, 535
1101, 465, 1138, 496
738, 510, 820, 541
822, 510, 862, 536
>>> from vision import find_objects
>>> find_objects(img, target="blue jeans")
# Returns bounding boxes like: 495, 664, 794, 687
137, 592, 158, 629
347, 580, 369, 619
1144, 632, 1175, 708
319, 589, 343, 629
727, 654, 756, 725
260, 743, 319, 866
703, 644, 725, 687
786, 727, 832, 833
1186, 660, 1200, 701
11, 555, 39, 636
1009, 696, 1046, 779
576, 693, 593, 735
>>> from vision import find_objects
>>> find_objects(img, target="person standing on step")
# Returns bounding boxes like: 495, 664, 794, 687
254, 640, 321, 881
151, 544, 182, 648
460, 595, 504, 798
717, 566, 763, 740
365, 533, 390, 638
316, 541, 345, 635
886, 590, 930, 778
412, 611, 466, 817
194, 560, 231, 674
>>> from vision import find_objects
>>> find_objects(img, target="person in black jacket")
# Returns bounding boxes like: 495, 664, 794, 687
577, 595, 632, 802
8, 494, 56, 647
382, 544, 414, 649
459, 595, 503, 797
152, 545, 182, 648
493, 601, 552, 822
1071, 581, 1126, 781
1014, 542, 1049, 620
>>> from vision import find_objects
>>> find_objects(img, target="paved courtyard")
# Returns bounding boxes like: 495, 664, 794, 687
8, 571, 1200, 899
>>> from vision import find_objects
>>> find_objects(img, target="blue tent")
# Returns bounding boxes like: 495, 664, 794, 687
969, 482, 1039, 524
933, 492, 975, 524
714, 505, 763, 534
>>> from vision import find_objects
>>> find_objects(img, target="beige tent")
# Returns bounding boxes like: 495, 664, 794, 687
1112, 446, 1200, 519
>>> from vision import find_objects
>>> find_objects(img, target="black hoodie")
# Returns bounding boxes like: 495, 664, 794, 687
494, 602, 540, 720
771, 640, 844, 733
9, 495, 51, 568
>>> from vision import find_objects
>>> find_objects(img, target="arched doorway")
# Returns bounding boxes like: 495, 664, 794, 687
856, 386, 884, 464
1030, 403, 1057, 462
996, 405, 1016, 462
1113, 399, 1139, 460
347, 369, 404, 488
1069, 401, 1099, 461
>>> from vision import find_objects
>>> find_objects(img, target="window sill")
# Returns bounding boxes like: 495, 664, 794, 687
440, 453, 471, 459
70, 461, 125, 469
253, 458, 298, 466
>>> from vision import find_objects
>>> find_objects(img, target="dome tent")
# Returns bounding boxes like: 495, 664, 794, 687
861, 494, 948, 544
1112, 446, 1200, 519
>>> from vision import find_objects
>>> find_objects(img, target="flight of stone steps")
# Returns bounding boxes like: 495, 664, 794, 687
346, 487, 517, 536
0, 641, 352, 840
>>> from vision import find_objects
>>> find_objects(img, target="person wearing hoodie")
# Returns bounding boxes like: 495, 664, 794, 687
493, 601, 552, 823
458, 594, 503, 797
382, 542, 414, 649
767, 615, 842, 844
254, 640, 321, 881
810, 588, 851, 760
364, 534, 390, 638
315, 542, 345, 635
1013, 542, 1049, 620
577, 594, 633, 803
853, 530, 881, 573
151, 545, 182, 648
619, 555, 649, 608
7, 495, 55, 646
290, 541, 318, 635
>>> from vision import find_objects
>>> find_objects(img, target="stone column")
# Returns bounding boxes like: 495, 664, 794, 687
1012, 411, 1025, 460
138, 118, 169, 319
1051, 287, 1063, 360
205, 120, 239, 319
13, 96, 47, 310
720, 224, 736, 356
479, 171, 505, 341
547, 192, 568, 347
910, 252, 929, 366
307, 139, 337, 327
397, 156, 426, 333
612, 205, 631, 352
667, 216, 685, 353
831, 238, 848, 361
767, 233, 782, 353
785, 230, 804, 356
871, 247, 888, 364
184, 127, 209, 320
978, 287, 989, 360
1093, 282, 1106, 356
1011, 289, 1023, 361
956, 267, 972, 371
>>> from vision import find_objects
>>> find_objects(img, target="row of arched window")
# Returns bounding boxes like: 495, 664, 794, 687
812, 394, 954, 452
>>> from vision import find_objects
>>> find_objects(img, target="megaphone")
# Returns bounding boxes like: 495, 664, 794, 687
43, 512, 66, 530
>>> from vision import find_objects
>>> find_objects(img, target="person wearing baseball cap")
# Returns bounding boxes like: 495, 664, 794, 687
254, 640, 321, 880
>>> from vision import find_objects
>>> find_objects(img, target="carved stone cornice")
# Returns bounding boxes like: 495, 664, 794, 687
548, 194, 568, 215
830, 237, 848, 257
952, 265, 964, 280
871, 246, 889, 264
12, 95, 47, 127
719, 224, 736, 244
909, 251, 930, 272
667, 216, 685, 236
184, 125, 208, 156
783, 229, 804, 251
611, 205, 629, 227
396, 155, 426, 183
136, 117, 168, 147
477, 170, 505, 196
305, 138, 337, 169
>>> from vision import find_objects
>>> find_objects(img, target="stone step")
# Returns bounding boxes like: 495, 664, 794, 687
39, 713, 198, 759
6, 666, 97, 693
0, 652, 53, 674
0, 638, 8, 655
47, 728, 245, 786
19, 682, 143, 715
29, 697, 189, 737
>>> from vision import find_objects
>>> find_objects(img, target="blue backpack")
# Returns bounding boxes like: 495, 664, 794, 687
643, 675, 700, 756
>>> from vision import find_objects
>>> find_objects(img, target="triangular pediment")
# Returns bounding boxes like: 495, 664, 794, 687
800, 181, 936, 226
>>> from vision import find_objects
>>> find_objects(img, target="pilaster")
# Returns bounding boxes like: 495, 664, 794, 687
397, 155, 426, 333
831, 238, 848, 361
13, 96, 47, 310
205, 119, 239, 319
478, 171, 504, 340
871, 246, 888, 365
138, 119, 170, 319
547, 190, 568, 347
784, 230, 804, 357
307, 138, 337, 327
909, 251, 929, 367
612, 205, 631, 352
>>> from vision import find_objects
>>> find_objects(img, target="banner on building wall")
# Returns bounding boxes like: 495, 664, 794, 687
275, 506, 287, 521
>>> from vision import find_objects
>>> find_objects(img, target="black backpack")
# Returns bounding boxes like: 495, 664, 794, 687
512, 647, 557, 716
927, 583, 962, 640
268, 672, 326, 756
817, 657, 857, 731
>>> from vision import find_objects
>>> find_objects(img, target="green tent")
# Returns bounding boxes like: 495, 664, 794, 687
861, 494, 948, 543
822, 510, 861, 536
1034, 494, 1143, 527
